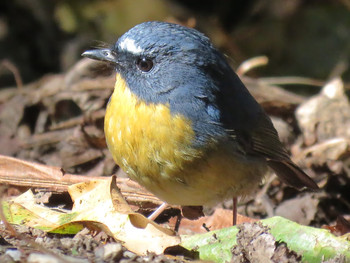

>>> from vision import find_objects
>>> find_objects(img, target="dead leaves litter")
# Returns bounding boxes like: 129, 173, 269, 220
3, 176, 180, 255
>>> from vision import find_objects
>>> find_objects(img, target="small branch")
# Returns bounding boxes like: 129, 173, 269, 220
49, 109, 106, 131
258, 76, 324, 87
0, 60, 23, 90
236, 56, 269, 76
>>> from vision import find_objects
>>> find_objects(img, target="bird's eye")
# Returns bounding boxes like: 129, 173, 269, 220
136, 57, 153, 72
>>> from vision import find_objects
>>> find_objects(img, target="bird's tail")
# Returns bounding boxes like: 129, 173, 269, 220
267, 159, 319, 190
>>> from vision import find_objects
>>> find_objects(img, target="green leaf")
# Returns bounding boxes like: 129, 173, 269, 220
181, 216, 350, 263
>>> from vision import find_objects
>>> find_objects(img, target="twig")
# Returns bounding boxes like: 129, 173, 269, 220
49, 109, 105, 131
0, 60, 23, 90
237, 56, 269, 76
258, 76, 324, 87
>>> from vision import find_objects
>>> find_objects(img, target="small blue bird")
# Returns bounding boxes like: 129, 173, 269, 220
83, 21, 318, 224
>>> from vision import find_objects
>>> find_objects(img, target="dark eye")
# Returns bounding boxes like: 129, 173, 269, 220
136, 57, 153, 72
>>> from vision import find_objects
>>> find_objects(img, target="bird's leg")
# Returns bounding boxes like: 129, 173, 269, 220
174, 213, 182, 232
148, 202, 168, 221
233, 197, 237, 225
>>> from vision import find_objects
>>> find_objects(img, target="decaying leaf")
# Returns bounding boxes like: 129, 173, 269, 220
275, 193, 320, 225
295, 78, 350, 169
181, 217, 350, 263
3, 176, 180, 255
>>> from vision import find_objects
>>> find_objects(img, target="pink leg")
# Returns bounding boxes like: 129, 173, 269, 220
233, 197, 237, 225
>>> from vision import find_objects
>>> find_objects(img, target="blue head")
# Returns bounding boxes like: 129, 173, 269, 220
83, 21, 263, 147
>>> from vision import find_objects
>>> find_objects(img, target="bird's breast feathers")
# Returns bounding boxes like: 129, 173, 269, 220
105, 73, 201, 181
105, 73, 266, 205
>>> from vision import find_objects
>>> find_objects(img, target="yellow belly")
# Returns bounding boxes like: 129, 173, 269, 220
105, 73, 266, 205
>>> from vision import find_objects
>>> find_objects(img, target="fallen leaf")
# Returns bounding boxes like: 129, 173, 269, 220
323, 215, 350, 236
275, 193, 320, 225
3, 176, 180, 255
175, 208, 257, 234
181, 216, 350, 263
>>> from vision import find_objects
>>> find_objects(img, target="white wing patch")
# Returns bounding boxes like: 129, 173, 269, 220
119, 38, 143, 54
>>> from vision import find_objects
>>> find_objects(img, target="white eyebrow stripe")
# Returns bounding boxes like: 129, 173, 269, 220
119, 38, 143, 54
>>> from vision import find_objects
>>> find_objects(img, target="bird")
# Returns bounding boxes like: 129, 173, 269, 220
82, 21, 318, 225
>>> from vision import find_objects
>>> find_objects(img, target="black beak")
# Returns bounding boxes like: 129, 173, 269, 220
82, 48, 117, 64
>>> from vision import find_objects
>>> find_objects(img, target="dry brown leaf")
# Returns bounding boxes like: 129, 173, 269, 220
296, 78, 350, 146
0, 154, 104, 191
175, 208, 257, 235
4, 176, 180, 255
67, 176, 180, 255
275, 193, 321, 225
